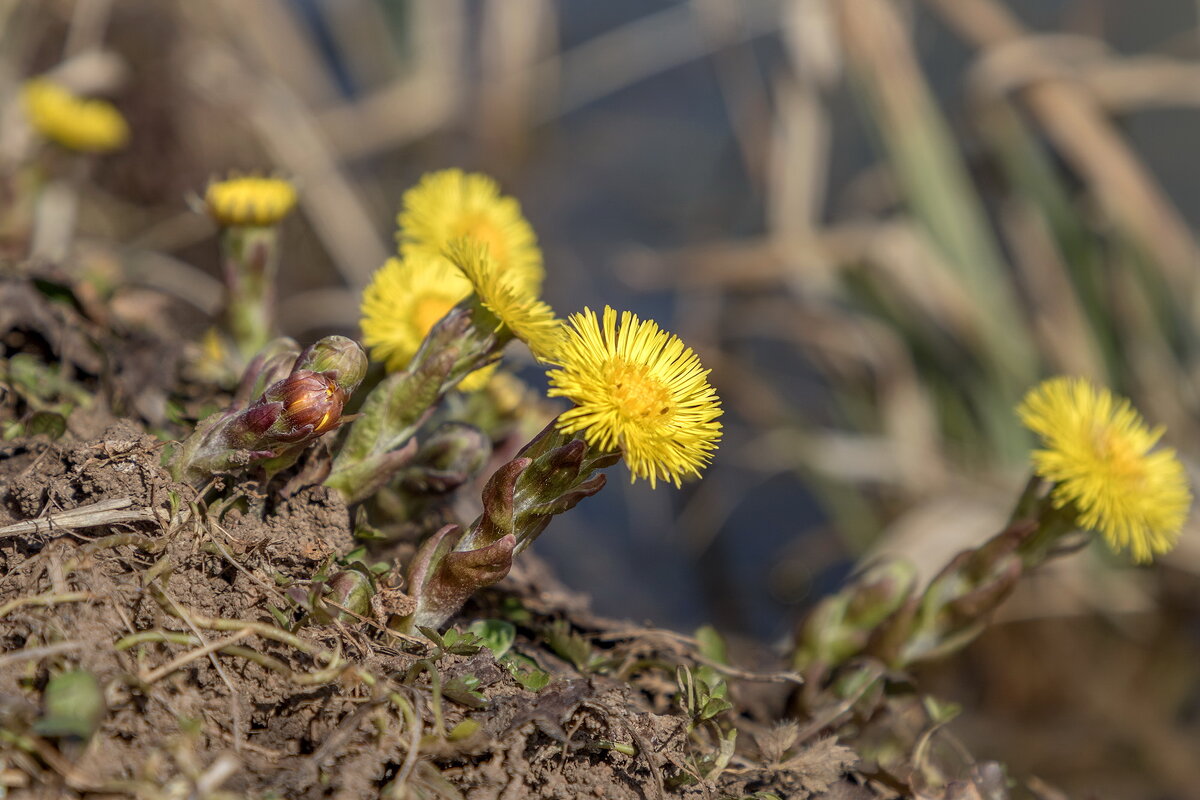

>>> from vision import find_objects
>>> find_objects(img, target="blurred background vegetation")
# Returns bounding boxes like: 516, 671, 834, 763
6, 0, 1200, 795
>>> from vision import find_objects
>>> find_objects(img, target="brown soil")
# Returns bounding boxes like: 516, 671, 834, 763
0, 424, 865, 798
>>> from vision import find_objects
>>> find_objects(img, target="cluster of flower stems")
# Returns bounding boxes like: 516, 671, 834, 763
164, 168, 727, 633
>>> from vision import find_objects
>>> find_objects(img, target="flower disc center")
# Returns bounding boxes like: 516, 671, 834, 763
415, 296, 455, 335
605, 360, 673, 423
1091, 426, 1142, 481
454, 215, 509, 267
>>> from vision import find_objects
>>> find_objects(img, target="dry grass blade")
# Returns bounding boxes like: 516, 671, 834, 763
0, 641, 87, 669
1081, 55, 1200, 111
998, 202, 1105, 379
140, 628, 254, 684
0, 591, 94, 620
925, 0, 1200, 300
183, 10, 390, 288
0, 498, 160, 537
480, 0, 554, 162
835, 0, 1036, 385
531, 0, 780, 123
315, 1, 465, 161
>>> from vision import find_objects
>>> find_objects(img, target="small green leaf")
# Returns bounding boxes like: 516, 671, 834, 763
24, 412, 67, 440
443, 674, 487, 709
544, 620, 602, 672
695, 665, 728, 698
467, 619, 515, 659
446, 718, 481, 741
418, 625, 446, 651
922, 695, 962, 725
353, 507, 387, 541
441, 628, 484, 656
699, 697, 733, 721
504, 653, 551, 691
268, 605, 291, 628
499, 596, 532, 624
341, 546, 369, 563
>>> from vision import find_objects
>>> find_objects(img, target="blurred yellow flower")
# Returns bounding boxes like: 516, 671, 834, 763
21, 78, 129, 153
547, 306, 722, 488
1018, 376, 1192, 562
485, 371, 529, 417
443, 238, 561, 361
398, 169, 543, 295
205, 175, 297, 227
359, 255, 493, 391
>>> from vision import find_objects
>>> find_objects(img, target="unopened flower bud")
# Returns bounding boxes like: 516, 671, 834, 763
234, 337, 302, 408
845, 559, 917, 627
171, 337, 367, 485
295, 335, 368, 392
325, 569, 375, 619
265, 370, 348, 439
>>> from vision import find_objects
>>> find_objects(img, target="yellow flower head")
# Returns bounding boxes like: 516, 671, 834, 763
398, 169, 543, 295
21, 78, 129, 153
205, 175, 297, 227
547, 306, 722, 488
359, 255, 493, 391
443, 238, 562, 361
1018, 376, 1192, 562
486, 371, 529, 417
361, 255, 469, 371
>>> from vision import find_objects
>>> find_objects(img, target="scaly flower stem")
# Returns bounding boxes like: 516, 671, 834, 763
400, 420, 620, 631
456, 422, 619, 555
793, 473, 1098, 678
220, 226, 280, 364
325, 306, 499, 505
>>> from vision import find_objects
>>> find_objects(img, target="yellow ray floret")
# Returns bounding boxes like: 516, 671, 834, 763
398, 169, 543, 295
443, 239, 562, 361
205, 175, 298, 227
547, 306, 722, 489
359, 255, 493, 391
1018, 376, 1192, 562
21, 78, 129, 153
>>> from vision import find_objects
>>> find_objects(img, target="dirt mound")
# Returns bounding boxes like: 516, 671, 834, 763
0, 427, 860, 798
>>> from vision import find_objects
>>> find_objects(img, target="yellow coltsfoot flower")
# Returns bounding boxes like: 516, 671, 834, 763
443, 239, 561, 361
1018, 376, 1192, 562
361, 255, 470, 372
547, 306, 722, 488
360, 254, 494, 391
21, 78, 129, 153
398, 169, 543, 295
205, 175, 297, 227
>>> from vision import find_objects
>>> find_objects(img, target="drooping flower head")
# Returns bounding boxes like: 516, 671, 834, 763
443, 238, 561, 361
205, 175, 298, 227
398, 169, 543, 296
547, 306, 722, 488
1018, 376, 1192, 562
21, 78, 129, 153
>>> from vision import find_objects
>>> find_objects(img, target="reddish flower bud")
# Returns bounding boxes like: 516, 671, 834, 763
243, 401, 283, 436
268, 369, 348, 437
171, 335, 366, 485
